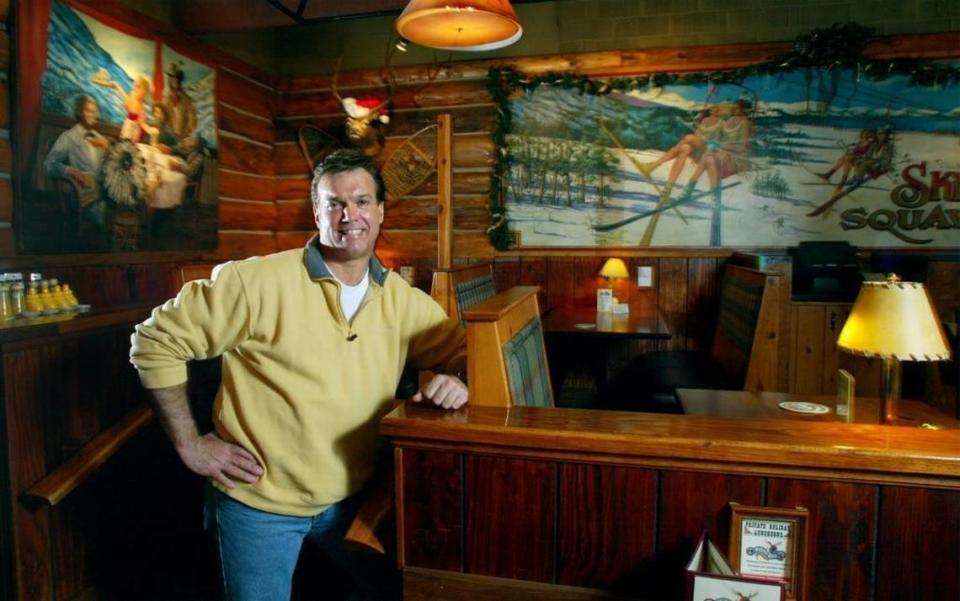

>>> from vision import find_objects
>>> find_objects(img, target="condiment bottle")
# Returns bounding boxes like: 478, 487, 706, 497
62, 284, 79, 307
38, 280, 57, 311
10, 281, 25, 316
0, 283, 11, 320
25, 281, 42, 313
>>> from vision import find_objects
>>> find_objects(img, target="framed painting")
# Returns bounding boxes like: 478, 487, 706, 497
487, 29, 960, 250
17, 0, 218, 253
729, 504, 810, 601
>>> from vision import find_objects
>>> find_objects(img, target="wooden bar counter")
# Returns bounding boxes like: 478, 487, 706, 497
383, 403, 960, 600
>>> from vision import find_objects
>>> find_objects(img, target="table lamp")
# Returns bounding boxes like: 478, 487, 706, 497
597, 258, 628, 312
836, 274, 951, 424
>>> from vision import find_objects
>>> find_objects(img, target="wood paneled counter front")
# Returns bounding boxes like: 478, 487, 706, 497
382, 404, 960, 601
0, 305, 212, 601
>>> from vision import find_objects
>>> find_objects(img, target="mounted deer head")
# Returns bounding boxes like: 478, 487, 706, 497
332, 61, 392, 157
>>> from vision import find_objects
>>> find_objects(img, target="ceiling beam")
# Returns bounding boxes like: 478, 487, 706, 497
173, 0, 552, 34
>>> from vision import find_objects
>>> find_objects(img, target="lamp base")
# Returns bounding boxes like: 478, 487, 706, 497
880, 356, 901, 425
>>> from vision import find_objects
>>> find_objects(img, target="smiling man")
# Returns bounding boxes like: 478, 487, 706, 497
130, 149, 467, 600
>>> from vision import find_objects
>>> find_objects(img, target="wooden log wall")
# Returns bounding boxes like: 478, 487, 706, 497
2, 18, 957, 377
275, 32, 960, 366
0, 0, 11, 255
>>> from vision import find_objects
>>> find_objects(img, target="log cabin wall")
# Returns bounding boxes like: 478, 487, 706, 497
1, 3, 956, 402
274, 36, 959, 369
274, 56, 743, 357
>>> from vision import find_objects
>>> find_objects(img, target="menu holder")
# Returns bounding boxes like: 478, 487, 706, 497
729, 503, 809, 601
836, 369, 855, 422
686, 531, 786, 601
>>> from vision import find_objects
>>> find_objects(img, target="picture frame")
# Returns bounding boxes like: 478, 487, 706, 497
691, 573, 786, 601
15, 0, 220, 254
686, 530, 785, 601
729, 503, 810, 601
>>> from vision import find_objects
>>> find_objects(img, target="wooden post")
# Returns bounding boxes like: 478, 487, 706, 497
430, 114, 456, 316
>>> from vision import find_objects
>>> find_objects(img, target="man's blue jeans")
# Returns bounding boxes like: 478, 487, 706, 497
204, 486, 398, 600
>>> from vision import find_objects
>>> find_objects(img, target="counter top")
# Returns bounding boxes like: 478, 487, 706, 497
382, 402, 960, 488
0, 305, 151, 344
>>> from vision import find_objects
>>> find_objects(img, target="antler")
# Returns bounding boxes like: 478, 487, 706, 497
367, 85, 393, 115
331, 57, 344, 103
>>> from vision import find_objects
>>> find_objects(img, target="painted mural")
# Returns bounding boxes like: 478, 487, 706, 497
23, 0, 218, 253
498, 68, 959, 248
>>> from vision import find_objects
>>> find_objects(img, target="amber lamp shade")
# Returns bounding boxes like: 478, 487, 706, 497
395, 0, 523, 51
837, 275, 951, 424
599, 258, 629, 281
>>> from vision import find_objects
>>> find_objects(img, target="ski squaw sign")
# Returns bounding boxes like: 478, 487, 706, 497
489, 59, 959, 249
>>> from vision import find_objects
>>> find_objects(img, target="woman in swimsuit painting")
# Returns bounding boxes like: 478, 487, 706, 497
93, 73, 157, 143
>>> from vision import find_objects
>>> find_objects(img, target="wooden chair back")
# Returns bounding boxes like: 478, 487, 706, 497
463, 286, 554, 408
431, 262, 496, 323
710, 264, 782, 392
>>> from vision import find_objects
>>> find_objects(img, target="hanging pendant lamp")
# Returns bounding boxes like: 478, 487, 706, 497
396, 0, 523, 51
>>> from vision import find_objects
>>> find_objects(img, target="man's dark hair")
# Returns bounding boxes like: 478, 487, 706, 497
311, 149, 387, 207
73, 94, 97, 122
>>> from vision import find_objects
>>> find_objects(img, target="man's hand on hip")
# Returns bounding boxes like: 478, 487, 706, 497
412, 374, 468, 410
177, 433, 263, 489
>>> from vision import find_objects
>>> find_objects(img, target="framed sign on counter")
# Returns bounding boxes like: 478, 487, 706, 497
729, 503, 809, 600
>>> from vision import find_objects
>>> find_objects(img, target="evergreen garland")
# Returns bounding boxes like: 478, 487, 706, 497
485, 23, 960, 250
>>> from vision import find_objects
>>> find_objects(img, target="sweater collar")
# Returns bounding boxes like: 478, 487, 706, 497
303, 235, 388, 286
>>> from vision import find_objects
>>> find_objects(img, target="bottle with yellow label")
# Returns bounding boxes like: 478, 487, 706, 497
25, 282, 42, 314
62, 283, 79, 308
38, 280, 58, 312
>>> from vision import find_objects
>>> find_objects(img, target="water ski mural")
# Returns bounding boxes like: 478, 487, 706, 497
22, 0, 218, 253
489, 54, 960, 249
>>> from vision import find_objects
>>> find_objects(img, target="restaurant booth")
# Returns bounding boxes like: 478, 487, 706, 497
0, 1, 957, 599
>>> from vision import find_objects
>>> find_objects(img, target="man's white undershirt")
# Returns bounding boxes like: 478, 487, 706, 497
324, 259, 369, 320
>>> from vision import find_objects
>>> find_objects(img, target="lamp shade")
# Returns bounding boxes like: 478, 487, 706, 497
395, 0, 523, 51
599, 258, 629, 280
837, 279, 951, 361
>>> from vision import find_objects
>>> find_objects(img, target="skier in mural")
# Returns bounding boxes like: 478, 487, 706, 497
807, 127, 895, 217
672, 99, 755, 245
636, 104, 725, 203
591, 99, 755, 243
818, 127, 877, 190
853, 126, 895, 183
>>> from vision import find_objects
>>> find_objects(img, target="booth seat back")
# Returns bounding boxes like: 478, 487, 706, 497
431, 262, 496, 324
464, 286, 554, 408
712, 264, 781, 392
